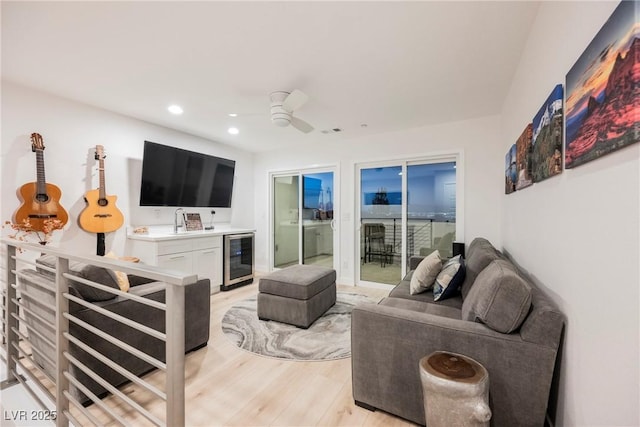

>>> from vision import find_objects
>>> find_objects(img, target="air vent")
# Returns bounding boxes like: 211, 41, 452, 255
321, 128, 342, 134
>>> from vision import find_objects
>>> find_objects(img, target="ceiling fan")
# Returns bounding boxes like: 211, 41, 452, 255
270, 90, 314, 133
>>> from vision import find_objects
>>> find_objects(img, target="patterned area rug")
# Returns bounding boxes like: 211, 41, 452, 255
221, 293, 378, 361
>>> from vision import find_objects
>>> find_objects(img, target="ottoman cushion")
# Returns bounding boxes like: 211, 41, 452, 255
259, 265, 336, 300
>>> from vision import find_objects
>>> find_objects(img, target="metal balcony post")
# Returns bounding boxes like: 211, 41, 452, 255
165, 282, 186, 426
1, 244, 18, 389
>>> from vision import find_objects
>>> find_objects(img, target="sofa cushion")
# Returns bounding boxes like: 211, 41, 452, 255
379, 297, 462, 319
259, 265, 336, 300
460, 240, 502, 299
461, 259, 532, 333
390, 280, 463, 309
433, 255, 465, 301
409, 250, 442, 295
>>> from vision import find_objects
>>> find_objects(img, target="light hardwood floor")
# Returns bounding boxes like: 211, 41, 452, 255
78, 281, 417, 427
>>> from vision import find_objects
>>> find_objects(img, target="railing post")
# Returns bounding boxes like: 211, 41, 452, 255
1, 244, 19, 389
165, 282, 186, 426
56, 256, 71, 427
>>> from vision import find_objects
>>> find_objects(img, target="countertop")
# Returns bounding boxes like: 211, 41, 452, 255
127, 224, 255, 242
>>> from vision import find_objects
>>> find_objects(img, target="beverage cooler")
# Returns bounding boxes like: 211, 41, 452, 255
222, 233, 255, 291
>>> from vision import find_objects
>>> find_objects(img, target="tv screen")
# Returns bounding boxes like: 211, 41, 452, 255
139, 141, 235, 207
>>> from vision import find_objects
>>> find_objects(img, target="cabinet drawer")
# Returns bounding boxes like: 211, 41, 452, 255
157, 252, 192, 272
157, 240, 193, 256
192, 236, 222, 251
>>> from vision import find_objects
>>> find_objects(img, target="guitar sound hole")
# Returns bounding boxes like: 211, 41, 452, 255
98, 199, 109, 207
36, 194, 49, 203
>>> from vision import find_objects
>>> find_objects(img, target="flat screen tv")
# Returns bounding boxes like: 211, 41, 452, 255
139, 141, 235, 207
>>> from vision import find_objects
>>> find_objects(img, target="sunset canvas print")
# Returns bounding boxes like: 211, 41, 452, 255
532, 84, 564, 182
565, 0, 639, 169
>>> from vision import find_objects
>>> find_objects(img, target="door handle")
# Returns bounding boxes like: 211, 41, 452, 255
330, 219, 336, 230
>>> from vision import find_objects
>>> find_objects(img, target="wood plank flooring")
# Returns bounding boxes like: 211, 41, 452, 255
80, 281, 417, 427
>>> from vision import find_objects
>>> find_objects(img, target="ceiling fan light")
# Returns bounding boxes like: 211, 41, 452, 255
272, 116, 290, 127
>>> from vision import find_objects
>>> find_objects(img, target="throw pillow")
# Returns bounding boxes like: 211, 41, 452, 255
433, 255, 466, 301
35, 255, 119, 302
74, 264, 120, 302
105, 251, 131, 293
461, 259, 532, 333
459, 243, 501, 299
409, 250, 442, 295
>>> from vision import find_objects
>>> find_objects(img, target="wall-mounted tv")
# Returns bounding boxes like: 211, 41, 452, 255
139, 141, 235, 208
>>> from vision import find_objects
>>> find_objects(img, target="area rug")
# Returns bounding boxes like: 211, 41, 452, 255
221, 292, 378, 361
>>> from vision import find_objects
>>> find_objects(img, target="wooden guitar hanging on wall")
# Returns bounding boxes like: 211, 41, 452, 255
14, 133, 69, 231
79, 145, 124, 255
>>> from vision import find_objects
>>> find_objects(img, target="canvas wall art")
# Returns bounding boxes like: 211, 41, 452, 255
505, 144, 517, 194
565, 0, 639, 169
532, 84, 564, 182
515, 124, 533, 190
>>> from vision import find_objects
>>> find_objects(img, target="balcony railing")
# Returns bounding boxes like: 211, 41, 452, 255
360, 218, 456, 266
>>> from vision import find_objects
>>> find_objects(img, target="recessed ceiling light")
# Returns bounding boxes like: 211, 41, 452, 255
168, 105, 183, 115
228, 127, 239, 135
228, 113, 238, 117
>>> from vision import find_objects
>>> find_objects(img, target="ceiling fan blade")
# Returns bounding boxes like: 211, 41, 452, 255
291, 116, 314, 133
282, 89, 309, 112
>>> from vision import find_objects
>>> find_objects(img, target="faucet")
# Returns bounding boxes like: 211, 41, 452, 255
174, 208, 185, 233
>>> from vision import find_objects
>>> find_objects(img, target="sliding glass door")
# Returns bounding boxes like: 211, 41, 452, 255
359, 166, 403, 285
273, 175, 300, 268
406, 162, 457, 264
272, 169, 337, 271
357, 157, 459, 286
301, 172, 335, 267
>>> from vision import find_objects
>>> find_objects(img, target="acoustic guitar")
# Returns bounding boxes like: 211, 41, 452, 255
14, 133, 69, 231
79, 145, 124, 234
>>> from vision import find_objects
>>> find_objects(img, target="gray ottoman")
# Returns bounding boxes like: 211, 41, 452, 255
257, 265, 337, 328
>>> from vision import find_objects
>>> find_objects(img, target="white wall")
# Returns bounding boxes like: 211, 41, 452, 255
500, 2, 639, 426
253, 115, 503, 283
1, 82, 254, 255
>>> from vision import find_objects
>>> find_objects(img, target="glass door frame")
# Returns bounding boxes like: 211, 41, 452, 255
355, 150, 464, 288
268, 164, 340, 273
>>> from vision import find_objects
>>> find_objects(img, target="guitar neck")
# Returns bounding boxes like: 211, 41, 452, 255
98, 157, 106, 200
35, 149, 47, 196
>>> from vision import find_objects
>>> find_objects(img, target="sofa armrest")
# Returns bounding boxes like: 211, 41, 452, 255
351, 302, 558, 427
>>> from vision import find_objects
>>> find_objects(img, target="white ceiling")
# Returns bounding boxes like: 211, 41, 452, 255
2, 1, 540, 153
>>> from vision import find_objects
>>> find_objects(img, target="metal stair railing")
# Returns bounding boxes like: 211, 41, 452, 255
1, 238, 195, 427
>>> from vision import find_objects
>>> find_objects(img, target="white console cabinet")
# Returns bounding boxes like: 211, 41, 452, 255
128, 235, 223, 294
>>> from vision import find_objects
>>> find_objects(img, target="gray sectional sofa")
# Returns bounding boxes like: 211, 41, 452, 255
18, 255, 211, 404
351, 238, 565, 426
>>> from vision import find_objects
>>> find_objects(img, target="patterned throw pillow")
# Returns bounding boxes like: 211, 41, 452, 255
105, 251, 131, 293
409, 250, 442, 295
433, 255, 466, 301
